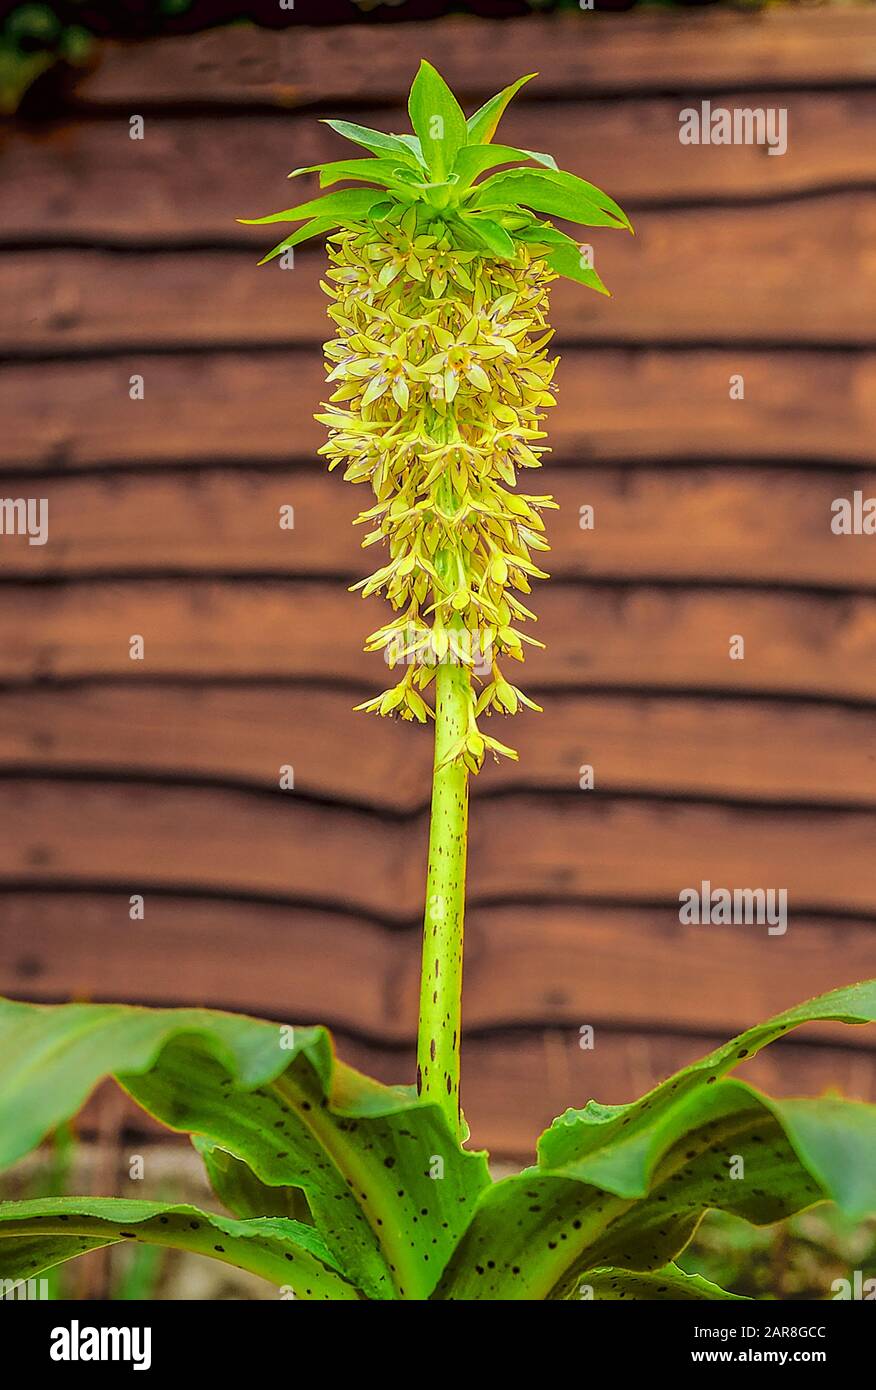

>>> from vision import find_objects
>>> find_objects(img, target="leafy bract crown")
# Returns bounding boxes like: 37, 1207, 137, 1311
243, 62, 632, 277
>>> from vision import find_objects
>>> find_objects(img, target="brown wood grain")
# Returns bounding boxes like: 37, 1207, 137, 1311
2, 779, 875, 918
1, 464, 875, 590
5, 195, 875, 354
2, 95, 873, 250
1, 580, 874, 700
2, 350, 873, 470
2, 891, 873, 1052
74, 12, 876, 108
0, 684, 874, 811
450, 1030, 876, 1155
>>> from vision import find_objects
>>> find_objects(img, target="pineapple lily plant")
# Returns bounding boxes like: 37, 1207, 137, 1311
1, 64, 874, 1303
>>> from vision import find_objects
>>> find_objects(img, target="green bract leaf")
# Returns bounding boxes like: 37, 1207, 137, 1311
0, 998, 491, 1301
239, 188, 392, 227
289, 158, 420, 192
0, 1197, 357, 1300
466, 73, 537, 145
519, 149, 559, 173
321, 119, 425, 167
517, 221, 610, 294
256, 217, 338, 266
408, 59, 467, 183
460, 214, 516, 257
452, 143, 557, 190
534, 167, 633, 232
471, 167, 631, 231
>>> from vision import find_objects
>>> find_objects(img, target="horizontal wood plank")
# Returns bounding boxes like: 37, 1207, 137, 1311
2, 350, 873, 470
5, 194, 875, 354
1, 580, 874, 701
74, 12, 876, 108
2, 95, 874, 251
2, 779, 875, 918
1, 684, 874, 811
2, 892, 873, 1052
451, 1030, 876, 1155
1, 464, 875, 591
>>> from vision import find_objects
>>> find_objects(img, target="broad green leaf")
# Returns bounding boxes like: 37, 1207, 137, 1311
0, 998, 490, 1301
321, 119, 424, 167
408, 60, 467, 182
125, 1035, 393, 1298
0, 999, 305, 1168
573, 1265, 744, 1301
774, 1097, 876, 1224
466, 74, 537, 145
238, 188, 391, 227
0, 1197, 358, 1300
471, 168, 630, 231
547, 1083, 876, 1293
452, 143, 557, 190
194, 1136, 313, 1223
434, 985, 876, 1299
435, 1081, 875, 1300
432, 1171, 622, 1300
538, 979, 876, 1190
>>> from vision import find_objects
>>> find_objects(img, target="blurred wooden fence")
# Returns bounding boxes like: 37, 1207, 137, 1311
0, 9, 874, 1159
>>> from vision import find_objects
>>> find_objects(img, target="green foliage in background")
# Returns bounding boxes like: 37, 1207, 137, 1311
682, 1205, 876, 1301
0, 3, 92, 113
0, 1, 193, 113
0, 0, 839, 115
2, 1123, 168, 1299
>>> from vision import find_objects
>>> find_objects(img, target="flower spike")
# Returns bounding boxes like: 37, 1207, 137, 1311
245, 66, 630, 773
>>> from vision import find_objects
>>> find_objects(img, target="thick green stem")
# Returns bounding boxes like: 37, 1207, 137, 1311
416, 654, 470, 1140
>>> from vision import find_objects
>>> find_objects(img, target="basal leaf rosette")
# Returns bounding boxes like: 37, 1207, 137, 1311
242, 61, 632, 773
3, 985, 872, 1301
